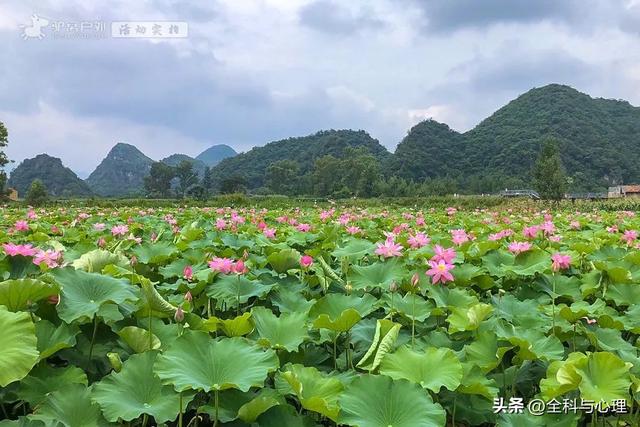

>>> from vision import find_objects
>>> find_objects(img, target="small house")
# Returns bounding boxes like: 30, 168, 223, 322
608, 185, 640, 198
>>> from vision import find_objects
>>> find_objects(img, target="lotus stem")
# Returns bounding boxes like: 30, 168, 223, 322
213, 389, 219, 427
88, 314, 98, 360
141, 414, 148, 427
178, 392, 183, 427
148, 311, 153, 350
333, 335, 338, 370
236, 274, 241, 316
411, 293, 416, 348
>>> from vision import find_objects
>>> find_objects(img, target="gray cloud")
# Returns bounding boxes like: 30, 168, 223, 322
298, 0, 384, 34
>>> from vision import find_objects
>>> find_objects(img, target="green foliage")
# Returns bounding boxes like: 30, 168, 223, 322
174, 159, 200, 198
0, 121, 9, 194
144, 162, 175, 199
195, 144, 237, 166
25, 179, 49, 206
533, 138, 567, 200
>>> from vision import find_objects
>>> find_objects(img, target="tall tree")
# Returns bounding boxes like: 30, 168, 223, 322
175, 160, 199, 198
144, 162, 175, 198
532, 138, 567, 201
202, 166, 213, 190
266, 159, 300, 195
219, 175, 248, 194
0, 121, 10, 195
25, 179, 48, 206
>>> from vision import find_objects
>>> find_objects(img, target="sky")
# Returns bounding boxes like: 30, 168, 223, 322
2, 0, 640, 178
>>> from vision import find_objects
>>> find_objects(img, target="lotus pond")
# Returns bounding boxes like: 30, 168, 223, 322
1, 204, 640, 426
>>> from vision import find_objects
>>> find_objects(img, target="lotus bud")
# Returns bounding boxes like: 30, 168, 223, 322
174, 306, 185, 322
300, 255, 314, 269
389, 281, 398, 292
183, 265, 193, 281
130, 255, 137, 266
184, 291, 193, 303
97, 237, 106, 248
48, 294, 59, 305
411, 273, 420, 288
234, 260, 247, 274
345, 283, 352, 293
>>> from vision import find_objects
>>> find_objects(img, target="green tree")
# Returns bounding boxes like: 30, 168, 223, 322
219, 175, 248, 194
533, 139, 567, 200
266, 160, 300, 195
175, 160, 199, 198
25, 179, 48, 206
312, 155, 342, 196
0, 122, 10, 196
341, 147, 381, 197
202, 166, 213, 190
143, 162, 175, 198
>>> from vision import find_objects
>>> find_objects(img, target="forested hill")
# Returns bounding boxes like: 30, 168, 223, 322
210, 129, 391, 190
391, 84, 640, 192
8, 154, 92, 197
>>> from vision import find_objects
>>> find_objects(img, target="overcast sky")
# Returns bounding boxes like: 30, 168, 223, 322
2, 0, 640, 177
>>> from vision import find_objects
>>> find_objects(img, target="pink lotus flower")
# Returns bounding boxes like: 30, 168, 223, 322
183, 265, 193, 281
33, 249, 62, 268
523, 226, 539, 239
27, 210, 38, 220
551, 253, 572, 272
97, 237, 106, 248
622, 230, 638, 245
408, 232, 430, 249
111, 224, 129, 236
263, 228, 276, 239
375, 237, 403, 258
215, 218, 227, 230
296, 223, 311, 232
411, 272, 420, 287
425, 260, 455, 284
174, 307, 185, 322
415, 216, 425, 226
508, 241, 531, 255
346, 226, 361, 235
233, 260, 248, 274
549, 235, 562, 243
606, 225, 618, 233
14, 220, 29, 232
93, 223, 106, 231
300, 255, 314, 269
450, 229, 469, 246
208, 257, 235, 274
570, 221, 581, 230
431, 245, 456, 264
540, 221, 556, 236
3, 243, 37, 257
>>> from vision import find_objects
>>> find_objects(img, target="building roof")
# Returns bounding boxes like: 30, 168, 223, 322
623, 185, 640, 193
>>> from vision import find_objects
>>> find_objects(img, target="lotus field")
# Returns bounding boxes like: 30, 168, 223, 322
2, 204, 640, 426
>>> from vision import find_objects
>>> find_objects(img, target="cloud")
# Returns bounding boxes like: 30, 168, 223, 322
298, 0, 384, 34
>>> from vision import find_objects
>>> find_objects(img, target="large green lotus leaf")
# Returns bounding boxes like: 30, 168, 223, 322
220, 312, 254, 337
220, 234, 254, 250
131, 242, 176, 265
158, 258, 193, 280
465, 240, 501, 259
206, 275, 275, 310
154, 331, 279, 392
349, 259, 405, 291
0, 307, 39, 387
379, 345, 463, 392
332, 238, 376, 259
199, 389, 250, 423
93, 351, 191, 423
426, 285, 477, 309
502, 249, 550, 276
138, 279, 177, 318
251, 306, 309, 351
0, 278, 59, 312
267, 248, 301, 273
482, 250, 515, 277
357, 319, 401, 372
558, 299, 606, 323
275, 364, 344, 421
605, 284, 640, 307
270, 288, 315, 315
51, 268, 138, 324
575, 352, 632, 406
539, 352, 588, 401
310, 294, 376, 332
29, 384, 107, 427
35, 320, 79, 360
461, 331, 506, 373
381, 292, 433, 322
338, 374, 446, 427
237, 387, 284, 423
447, 303, 493, 333
0, 417, 44, 426
457, 363, 499, 400
117, 326, 161, 353
492, 294, 541, 325
71, 249, 129, 273
494, 321, 564, 362
17, 364, 87, 406
257, 405, 318, 427
452, 263, 485, 285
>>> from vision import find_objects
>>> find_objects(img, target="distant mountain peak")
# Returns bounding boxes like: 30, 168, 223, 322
196, 144, 237, 166
85, 143, 154, 197
8, 153, 92, 197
